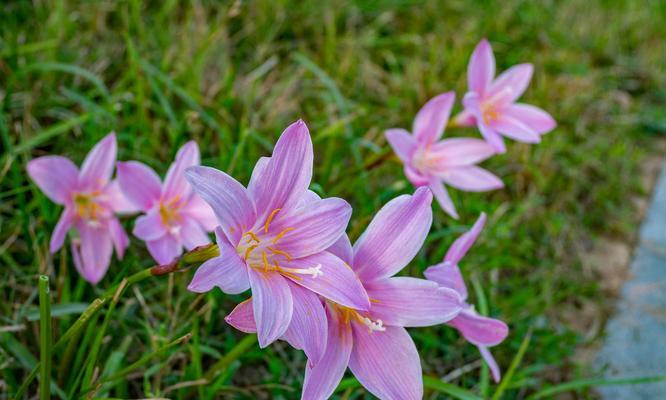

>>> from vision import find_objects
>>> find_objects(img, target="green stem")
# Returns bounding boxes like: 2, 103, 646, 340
204, 334, 258, 381
38, 275, 52, 400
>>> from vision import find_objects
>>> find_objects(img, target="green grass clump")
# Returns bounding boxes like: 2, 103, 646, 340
1, 0, 666, 398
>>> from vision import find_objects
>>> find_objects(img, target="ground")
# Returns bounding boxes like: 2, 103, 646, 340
1, 1, 666, 399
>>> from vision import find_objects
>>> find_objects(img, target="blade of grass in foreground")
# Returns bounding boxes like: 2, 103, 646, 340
423, 376, 484, 400
38, 275, 52, 400
491, 328, 532, 400
527, 375, 666, 399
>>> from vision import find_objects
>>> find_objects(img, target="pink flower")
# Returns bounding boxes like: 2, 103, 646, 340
424, 213, 509, 382
227, 187, 463, 399
386, 91, 503, 219
116, 141, 216, 264
26, 133, 135, 284
455, 38, 556, 153
185, 120, 370, 350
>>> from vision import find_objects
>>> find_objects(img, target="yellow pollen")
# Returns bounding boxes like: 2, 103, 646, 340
271, 227, 295, 244
262, 251, 270, 272
482, 104, 499, 124
267, 246, 291, 261
264, 208, 281, 233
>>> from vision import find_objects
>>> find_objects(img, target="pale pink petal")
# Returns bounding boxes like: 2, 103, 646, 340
104, 180, 141, 214
283, 282, 328, 363
76, 221, 113, 284
225, 299, 257, 333
412, 92, 455, 145
349, 325, 423, 400
453, 108, 476, 127
146, 234, 181, 265
429, 179, 459, 219
181, 194, 217, 231
248, 268, 294, 348
385, 128, 416, 163
445, 212, 486, 265
491, 115, 541, 143
27, 156, 79, 204
467, 39, 495, 95
180, 217, 211, 250
353, 187, 433, 282
251, 120, 313, 222
326, 234, 353, 265
185, 166, 256, 245
425, 261, 468, 300
188, 229, 249, 294
503, 103, 556, 134
429, 138, 496, 167
366, 277, 462, 327
116, 161, 162, 210
284, 251, 370, 311
268, 197, 352, 259
49, 208, 75, 253
404, 164, 429, 186
108, 217, 129, 259
479, 122, 506, 153
440, 166, 504, 192
79, 132, 117, 190
163, 141, 200, 200
133, 209, 166, 242
488, 63, 533, 103
302, 308, 353, 400
448, 309, 509, 347
478, 346, 502, 383
247, 156, 270, 200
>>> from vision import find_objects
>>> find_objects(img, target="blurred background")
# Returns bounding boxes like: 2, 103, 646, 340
1, 0, 666, 398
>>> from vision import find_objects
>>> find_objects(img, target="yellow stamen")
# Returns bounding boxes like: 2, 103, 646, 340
245, 231, 260, 243
271, 227, 295, 244
243, 244, 259, 260
264, 208, 281, 233
267, 246, 291, 261
262, 251, 270, 272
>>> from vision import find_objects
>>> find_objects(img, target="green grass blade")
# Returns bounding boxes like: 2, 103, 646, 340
528, 375, 666, 399
38, 275, 52, 400
491, 329, 532, 400
423, 376, 484, 400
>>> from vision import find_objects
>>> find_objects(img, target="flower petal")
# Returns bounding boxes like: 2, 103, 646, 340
248, 268, 294, 348
180, 217, 211, 250
424, 261, 468, 300
146, 234, 181, 265
385, 128, 416, 163
247, 156, 270, 200
116, 161, 162, 210
445, 212, 486, 265
283, 281, 328, 364
326, 234, 353, 265
467, 39, 495, 95
225, 299, 257, 333
440, 166, 504, 192
349, 325, 423, 400
49, 208, 75, 253
181, 195, 217, 231
448, 309, 509, 347
108, 217, 129, 259
79, 132, 117, 190
479, 122, 506, 153
353, 187, 433, 282
285, 251, 370, 311
27, 156, 78, 204
366, 277, 462, 327
412, 92, 455, 145
302, 308, 353, 400
488, 63, 533, 104
428, 179, 458, 219
104, 180, 141, 214
188, 227, 249, 294
269, 197, 352, 258
133, 209, 166, 242
185, 166, 256, 245
76, 221, 113, 284
163, 141, 200, 201
479, 346, 502, 383
453, 108, 476, 127
503, 103, 556, 134
429, 138, 496, 168
251, 120, 313, 222
491, 115, 540, 143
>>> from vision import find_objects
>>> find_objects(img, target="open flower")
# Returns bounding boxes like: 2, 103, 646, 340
227, 187, 463, 399
185, 120, 370, 350
386, 91, 503, 219
116, 141, 216, 264
26, 133, 134, 284
454, 38, 556, 153
424, 213, 509, 382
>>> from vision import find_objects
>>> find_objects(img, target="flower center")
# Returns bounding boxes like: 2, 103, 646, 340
72, 191, 103, 224
332, 303, 386, 333
236, 208, 324, 280
159, 196, 185, 234
482, 103, 499, 124
411, 145, 443, 174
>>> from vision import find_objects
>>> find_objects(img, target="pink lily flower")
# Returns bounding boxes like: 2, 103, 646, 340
227, 187, 463, 399
385, 91, 503, 219
454, 38, 556, 153
424, 213, 509, 382
185, 120, 370, 351
116, 141, 216, 264
26, 132, 135, 284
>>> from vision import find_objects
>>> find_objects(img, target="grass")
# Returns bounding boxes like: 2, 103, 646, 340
1, 0, 666, 398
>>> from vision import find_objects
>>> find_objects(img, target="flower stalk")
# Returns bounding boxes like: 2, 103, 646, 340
38, 275, 52, 400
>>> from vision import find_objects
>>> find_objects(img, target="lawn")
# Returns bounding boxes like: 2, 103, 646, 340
1, 0, 666, 398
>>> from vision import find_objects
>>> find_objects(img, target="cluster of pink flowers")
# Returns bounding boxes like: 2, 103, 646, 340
27, 39, 552, 399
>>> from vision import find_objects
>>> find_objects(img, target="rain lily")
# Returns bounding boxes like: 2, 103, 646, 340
227, 187, 463, 399
454, 38, 556, 153
424, 213, 509, 382
385, 91, 503, 219
185, 120, 370, 351
26, 133, 135, 284
116, 141, 217, 264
